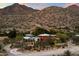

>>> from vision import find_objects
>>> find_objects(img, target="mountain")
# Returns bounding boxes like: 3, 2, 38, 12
0, 4, 79, 32
68, 5, 79, 8
0, 3, 38, 15
67, 5, 79, 11
66, 5, 79, 16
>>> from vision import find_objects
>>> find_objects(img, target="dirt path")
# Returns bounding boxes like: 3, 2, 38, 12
3, 43, 79, 56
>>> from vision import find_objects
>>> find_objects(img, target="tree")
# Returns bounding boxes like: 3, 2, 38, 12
32, 27, 50, 36
49, 29, 58, 34
3, 38, 10, 45
64, 50, 71, 56
56, 32, 69, 43
16, 32, 24, 40
8, 28, 17, 48
8, 28, 16, 39
74, 25, 79, 33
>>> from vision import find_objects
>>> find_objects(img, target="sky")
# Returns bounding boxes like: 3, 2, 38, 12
24, 3, 65, 10
0, 3, 76, 10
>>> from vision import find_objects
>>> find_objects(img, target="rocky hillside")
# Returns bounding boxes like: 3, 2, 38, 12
0, 3, 38, 15
0, 3, 79, 32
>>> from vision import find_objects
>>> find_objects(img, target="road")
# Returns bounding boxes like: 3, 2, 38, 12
3, 44, 16, 56
3, 43, 79, 56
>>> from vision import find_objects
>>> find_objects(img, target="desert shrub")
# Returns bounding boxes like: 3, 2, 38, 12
56, 32, 69, 43
72, 36, 79, 45
32, 27, 50, 36
3, 38, 10, 45
8, 28, 16, 39
64, 50, 71, 56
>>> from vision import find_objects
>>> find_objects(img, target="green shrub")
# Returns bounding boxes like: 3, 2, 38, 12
32, 27, 50, 36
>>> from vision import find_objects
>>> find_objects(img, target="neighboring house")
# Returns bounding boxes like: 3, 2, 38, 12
75, 34, 79, 37
23, 34, 39, 41
23, 34, 59, 50
23, 34, 39, 48
38, 34, 50, 41
38, 34, 57, 42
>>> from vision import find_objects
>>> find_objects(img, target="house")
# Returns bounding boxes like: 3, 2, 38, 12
23, 37, 39, 46
23, 34, 39, 49
38, 34, 50, 41
23, 34, 39, 41
75, 34, 79, 37
38, 34, 57, 42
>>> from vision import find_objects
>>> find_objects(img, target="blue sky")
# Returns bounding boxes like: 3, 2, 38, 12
26, 3, 65, 10
0, 3, 68, 10
47, 3, 65, 7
